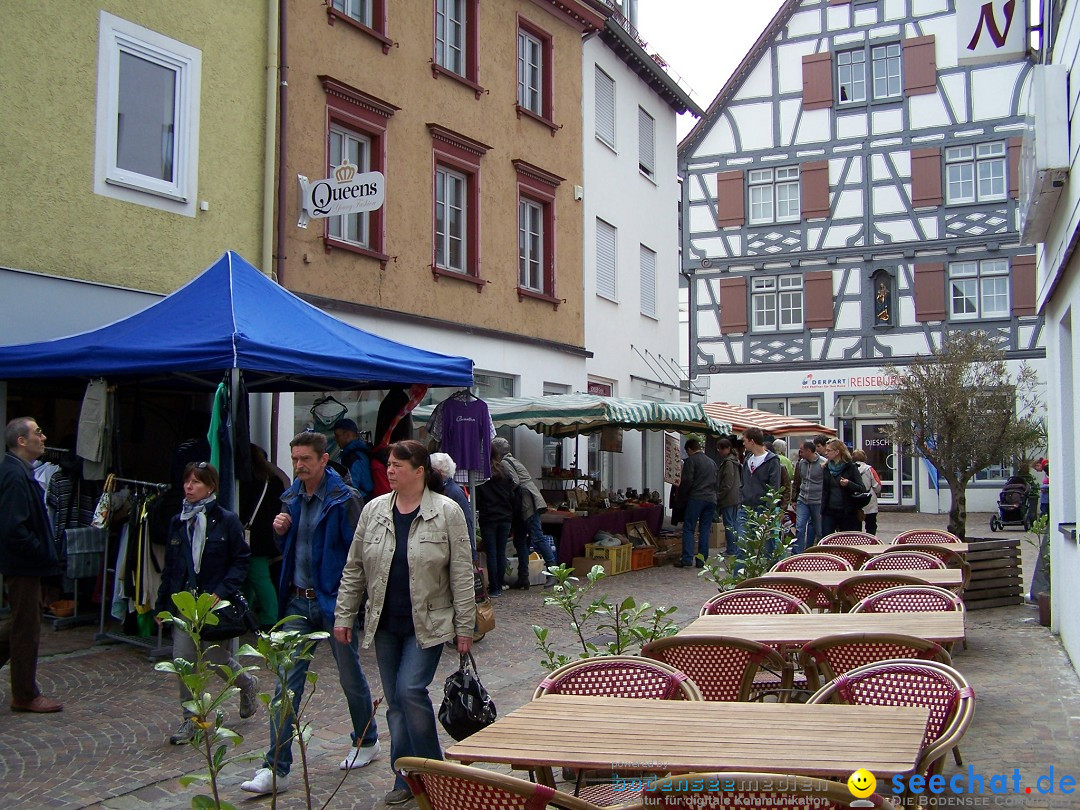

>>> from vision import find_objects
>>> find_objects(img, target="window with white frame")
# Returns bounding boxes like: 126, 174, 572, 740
331, 0, 371, 25
596, 218, 617, 300
945, 142, 1006, 204
435, 166, 467, 273
871, 43, 901, 99
640, 244, 657, 318
435, 0, 465, 76
327, 127, 371, 247
837, 49, 866, 103
519, 198, 544, 292
948, 259, 1010, 320
752, 275, 804, 331
94, 12, 201, 214
517, 30, 542, 115
638, 107, 655, 179
748, 166, 800, 225
595, 66, 615, 148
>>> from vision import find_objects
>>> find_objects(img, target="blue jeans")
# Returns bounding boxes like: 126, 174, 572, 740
480, 521, 511, 595
374, 625, 445, 791
681, 498, 716, 565
719, 505, 740, 556
794, 501, 822, 553
526, 512, 557, 567
263, 595, 378, 775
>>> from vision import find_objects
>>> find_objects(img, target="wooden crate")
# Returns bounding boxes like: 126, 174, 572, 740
963, 536, 1024, 610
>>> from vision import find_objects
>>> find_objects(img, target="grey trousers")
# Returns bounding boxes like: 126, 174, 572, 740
171, 631, 255, 718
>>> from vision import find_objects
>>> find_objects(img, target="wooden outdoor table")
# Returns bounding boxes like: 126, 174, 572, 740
680, 611, 966, 645
760, 568, 964, 590
445, 694, 929, 786
819, 542, 969, 555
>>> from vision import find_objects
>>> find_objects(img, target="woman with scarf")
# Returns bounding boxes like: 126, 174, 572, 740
155, 461, 259, 745
819, 439, 868, 536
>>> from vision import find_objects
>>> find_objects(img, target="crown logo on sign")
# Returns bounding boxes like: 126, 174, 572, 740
334, 160, 357, 183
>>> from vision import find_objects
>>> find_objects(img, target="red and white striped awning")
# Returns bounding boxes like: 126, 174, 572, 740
701, 401, 835, 438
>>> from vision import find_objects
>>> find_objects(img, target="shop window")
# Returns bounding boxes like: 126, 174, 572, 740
948, 259, 1010, 320
474, 371, 516, 447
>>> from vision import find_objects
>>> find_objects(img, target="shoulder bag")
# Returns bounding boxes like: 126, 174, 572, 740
438, 652, 497, 741
202, 591, 259, 640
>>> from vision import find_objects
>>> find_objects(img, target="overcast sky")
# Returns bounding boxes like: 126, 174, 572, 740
635, 0, 787, 139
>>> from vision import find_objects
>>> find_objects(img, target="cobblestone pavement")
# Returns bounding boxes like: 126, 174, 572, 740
1, 512, 1077, 809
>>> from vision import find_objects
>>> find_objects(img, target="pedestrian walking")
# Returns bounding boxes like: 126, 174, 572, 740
475, 448, 516, 597
851, 449, 882, 536
0, 417, 63, 713
675, 438, 718, 568
820, 439, 867, 536
714, 438, 741, 556
793, 440, 825, 552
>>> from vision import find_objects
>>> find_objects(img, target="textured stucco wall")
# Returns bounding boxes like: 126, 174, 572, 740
283, 0, 586, 347
0, 2, 267, 292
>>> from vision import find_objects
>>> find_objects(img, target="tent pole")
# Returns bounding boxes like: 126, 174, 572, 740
229, 367, 241, 512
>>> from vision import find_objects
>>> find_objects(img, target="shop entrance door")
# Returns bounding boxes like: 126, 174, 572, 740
859, 423, 898, 504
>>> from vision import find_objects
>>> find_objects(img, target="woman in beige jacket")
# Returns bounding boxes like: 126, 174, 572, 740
334, 440, 474, 806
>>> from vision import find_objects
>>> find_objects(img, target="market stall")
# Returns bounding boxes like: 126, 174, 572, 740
701, 401, 835, 437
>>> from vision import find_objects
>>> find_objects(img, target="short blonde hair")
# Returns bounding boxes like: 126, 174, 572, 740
825, 439, 852, 463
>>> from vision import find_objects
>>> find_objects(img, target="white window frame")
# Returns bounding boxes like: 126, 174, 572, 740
435, 166, 467, 273
595, 217, 617, 301
639, 244, 657, 318
638, 107, 655, 180
595, 66, 616, 149
517, 30, 543, 115
836, 48, 866, 104
435, 0, 465, 76
94, 11, 201, 216
331, 0, 372, 25
327, 127, 371, 248
748, 166, 800, 225
945, 142, 1007, 205
751, 274, 804, 332
519, 198, 544, 292
948, 259, 1010, 321
871, 42, 902, 99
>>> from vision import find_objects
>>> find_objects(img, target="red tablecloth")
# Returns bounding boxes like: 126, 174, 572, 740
552, 505, 664, 564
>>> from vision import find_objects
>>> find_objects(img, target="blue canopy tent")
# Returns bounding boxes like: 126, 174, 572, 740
0, 251, 474, 392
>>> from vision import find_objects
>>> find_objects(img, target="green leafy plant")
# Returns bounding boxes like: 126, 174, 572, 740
1024, 512, 1051, 578
532, 564, 678, 671
697, 486, 793, 590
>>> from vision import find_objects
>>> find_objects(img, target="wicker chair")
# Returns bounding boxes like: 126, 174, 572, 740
807, 659, 975, 778
861, 550, 947, 571
798, 632, 953, 691
818, 531, 878, 546
397, 757, 606, 810
699, 588, 811, 617
736, 575, 840, 613
892, 529, 962, 544
643, 635, 792, 702
835, 573, 930, 611
771, 552, 852, 573
850, 584, 965, 615
890, 544, 971, 588
804, 544, 872, 569
641, 771, 894, 808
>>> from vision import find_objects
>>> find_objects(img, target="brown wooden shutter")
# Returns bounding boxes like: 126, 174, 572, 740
903, 35, 937, 96
914, 262, 946, 322
1009, 137, 1023, 199
801, 161, 830, 220
719, 276, 748, 334
802, 53, 833, 110
828, 0, 850, 5
715, 170, 746, 228
1011, 254, 1037, 316
911, 147, 943, 208
804, 270, 835, 329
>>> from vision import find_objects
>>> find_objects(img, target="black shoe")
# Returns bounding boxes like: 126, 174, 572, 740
673, 560, 688, 568
694, 561, 705, 568
509, 580, 530, 590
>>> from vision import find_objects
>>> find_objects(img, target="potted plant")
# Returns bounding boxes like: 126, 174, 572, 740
1024, 513, 1051, 626
696, 486, 794, 590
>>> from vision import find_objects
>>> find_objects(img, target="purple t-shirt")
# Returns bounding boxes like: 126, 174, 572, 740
440, 398, 491, 475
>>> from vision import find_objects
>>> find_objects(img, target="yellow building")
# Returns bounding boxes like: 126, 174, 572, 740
0, 1, 269, 331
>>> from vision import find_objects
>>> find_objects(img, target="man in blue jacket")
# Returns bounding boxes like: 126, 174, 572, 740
241, 431, 378, 796
332, 418, 374, 500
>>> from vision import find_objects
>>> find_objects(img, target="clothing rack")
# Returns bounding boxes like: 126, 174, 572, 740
111, 476, 170, 492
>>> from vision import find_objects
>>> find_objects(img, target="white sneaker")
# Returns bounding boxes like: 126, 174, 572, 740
339, 740, 381, 770
240, 767, 289, 794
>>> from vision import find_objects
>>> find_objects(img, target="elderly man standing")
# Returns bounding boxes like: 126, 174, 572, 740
675, 438, 718, 569
0, 417, 63, 713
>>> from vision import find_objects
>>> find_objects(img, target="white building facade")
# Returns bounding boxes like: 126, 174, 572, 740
679, 0, 1045, 513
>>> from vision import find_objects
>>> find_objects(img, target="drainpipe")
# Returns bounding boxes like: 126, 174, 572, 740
271, 0, 290, 465
261, 0, 278, 278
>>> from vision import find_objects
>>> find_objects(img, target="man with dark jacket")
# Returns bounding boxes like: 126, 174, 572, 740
242, 431, 378, 796
714, 438, 741, 556
675, 438, 718, 568
740, 427, 782, 554
0, 417, 62, 713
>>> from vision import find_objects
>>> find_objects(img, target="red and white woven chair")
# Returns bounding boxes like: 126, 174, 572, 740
642, 635, 791, 702
642, 771, 894, 808
398, 757, 605, 810
699, 588, 811, 617
807, 659, 975, 778
798, 632, 953, 692
818, 531, 878, 546
736, 575, 840, 613
892, 528, 963, 544
771, 552, 852, 573
850, 584, 965, 615
861, 550, 947, 571
804, 543, 873, 569
835, 573, 930, 612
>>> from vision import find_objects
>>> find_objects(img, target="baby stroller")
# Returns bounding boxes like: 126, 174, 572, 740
990, 475, 1033, 531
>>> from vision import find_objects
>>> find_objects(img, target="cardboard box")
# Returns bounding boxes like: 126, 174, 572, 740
573, 556, 613, 578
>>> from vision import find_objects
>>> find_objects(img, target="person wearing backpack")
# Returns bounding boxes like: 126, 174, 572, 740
333, 419, 374, 500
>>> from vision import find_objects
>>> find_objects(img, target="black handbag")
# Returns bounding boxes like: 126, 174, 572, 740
202, 591, 259, 640
438, 652, 497, 741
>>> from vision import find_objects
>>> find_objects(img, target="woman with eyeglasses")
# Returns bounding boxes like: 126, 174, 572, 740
155, 461, 260, 745
819, 439, 868, 536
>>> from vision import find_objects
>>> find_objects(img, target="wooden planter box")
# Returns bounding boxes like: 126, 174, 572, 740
963, 536, 1024, 610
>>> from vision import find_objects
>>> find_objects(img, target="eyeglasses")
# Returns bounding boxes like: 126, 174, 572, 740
31, 428, 44, 436
195, 461, 210, 469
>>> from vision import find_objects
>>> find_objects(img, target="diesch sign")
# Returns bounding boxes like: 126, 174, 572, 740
297, 160, 385, 227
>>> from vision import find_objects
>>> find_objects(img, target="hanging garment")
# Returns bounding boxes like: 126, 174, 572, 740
111, 522, 131, 621
207, 382, 228, 470
82, 384, 115, 481
439, 397, 493, 476
77, 379, 109, 465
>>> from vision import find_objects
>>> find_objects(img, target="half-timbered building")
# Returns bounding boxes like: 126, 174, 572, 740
679, 0, 1045, 512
